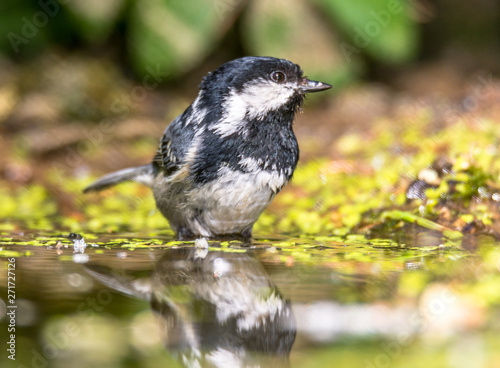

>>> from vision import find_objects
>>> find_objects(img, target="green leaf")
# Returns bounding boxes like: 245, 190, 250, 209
63, 0, 125, 44
314, 0, 419, 64
0, 1, 51, 56
242, 0, 357, 87
128, 0, 244, 78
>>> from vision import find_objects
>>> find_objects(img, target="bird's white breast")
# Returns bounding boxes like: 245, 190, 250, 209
184, 167, 287, 236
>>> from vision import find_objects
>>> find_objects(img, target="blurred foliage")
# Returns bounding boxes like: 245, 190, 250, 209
0, 0, 420, 85
2, 103, 500, 247
1, 2, 500, 367
128, 0, 233, 77
315, 0, 418, 63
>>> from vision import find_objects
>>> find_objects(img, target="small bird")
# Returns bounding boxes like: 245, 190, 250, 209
84, 57, 331, 239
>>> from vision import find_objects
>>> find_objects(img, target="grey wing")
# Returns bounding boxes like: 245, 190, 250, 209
152, 111, 198, 176
153, 128, 178, 175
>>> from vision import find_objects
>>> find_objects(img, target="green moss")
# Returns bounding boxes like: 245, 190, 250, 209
0, 249, 24, 257
1, 102, 500, 251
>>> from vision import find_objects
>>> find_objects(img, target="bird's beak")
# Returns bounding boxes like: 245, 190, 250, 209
299, 78, 332, 93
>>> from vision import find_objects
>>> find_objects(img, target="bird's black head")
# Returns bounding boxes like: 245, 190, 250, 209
199, 57, 331, 122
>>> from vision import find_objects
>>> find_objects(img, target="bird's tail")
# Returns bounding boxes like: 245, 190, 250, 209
83, 164, 155, 193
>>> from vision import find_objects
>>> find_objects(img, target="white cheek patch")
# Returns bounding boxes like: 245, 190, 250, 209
242, 80, 296, 119
212, 80, 296, 137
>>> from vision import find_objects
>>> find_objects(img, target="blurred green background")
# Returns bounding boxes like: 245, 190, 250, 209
1, 0, 499, 85
2, 2, 500, 368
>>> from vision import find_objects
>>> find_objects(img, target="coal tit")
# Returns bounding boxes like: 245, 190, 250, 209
84, 57, 331, 239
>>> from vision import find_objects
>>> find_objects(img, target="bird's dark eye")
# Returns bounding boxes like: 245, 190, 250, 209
270, 71, 286, 83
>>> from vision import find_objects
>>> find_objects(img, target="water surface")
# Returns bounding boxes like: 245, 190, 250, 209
1, 229, 499, 368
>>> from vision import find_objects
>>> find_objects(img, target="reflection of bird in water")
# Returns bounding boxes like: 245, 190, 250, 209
84, 57, 331, 239
86, 248, 296, 368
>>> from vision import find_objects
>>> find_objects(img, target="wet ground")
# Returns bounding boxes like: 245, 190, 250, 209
2, 227, 500, 368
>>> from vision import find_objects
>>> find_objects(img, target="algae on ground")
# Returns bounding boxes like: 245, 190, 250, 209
1, 95, 500, 248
